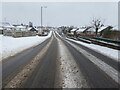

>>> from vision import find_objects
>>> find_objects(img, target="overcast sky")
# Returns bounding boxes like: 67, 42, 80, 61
2, 2, 118, 27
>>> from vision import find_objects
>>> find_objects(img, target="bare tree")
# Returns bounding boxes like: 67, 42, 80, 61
91, 18, 104, 37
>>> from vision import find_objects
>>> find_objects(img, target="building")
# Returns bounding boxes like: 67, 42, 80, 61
69, 28, 77, 35
15, 25, 27, 31
76, 28, 85, 35
99, 26, 113, 36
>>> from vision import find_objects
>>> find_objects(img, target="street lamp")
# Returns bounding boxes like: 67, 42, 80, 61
41, 6, 47, 27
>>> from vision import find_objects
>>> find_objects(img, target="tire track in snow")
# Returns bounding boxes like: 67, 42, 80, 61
54, 32, 89, 88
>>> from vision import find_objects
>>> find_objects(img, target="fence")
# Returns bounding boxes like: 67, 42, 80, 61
3, 30, 37, 37
77, 36, 120, 50
93, 37, 120, 45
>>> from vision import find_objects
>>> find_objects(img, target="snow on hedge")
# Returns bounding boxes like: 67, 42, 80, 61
0, 31, 52, 61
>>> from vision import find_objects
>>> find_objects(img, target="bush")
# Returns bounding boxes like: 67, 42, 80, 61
102, 30, 120, 40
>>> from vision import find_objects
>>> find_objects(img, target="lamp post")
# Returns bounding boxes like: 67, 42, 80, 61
41, 6, 47, 27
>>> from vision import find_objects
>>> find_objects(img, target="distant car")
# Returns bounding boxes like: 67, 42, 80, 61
38, 32, 48, 36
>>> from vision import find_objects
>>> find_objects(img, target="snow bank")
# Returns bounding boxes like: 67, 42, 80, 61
66, 38, 119, 62
0, 31, 52, 61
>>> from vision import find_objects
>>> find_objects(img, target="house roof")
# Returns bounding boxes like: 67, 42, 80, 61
86, 26, 108, 32
16, 26, 26, 29
0, 27, 3, 30
76, 28, 85, 32
71, 29, 77, 32
3, 25, 15, 28
28, 27, 32, 30
35, 27, 38, 31
87, 28, 94, 32
98, 26, 107, 32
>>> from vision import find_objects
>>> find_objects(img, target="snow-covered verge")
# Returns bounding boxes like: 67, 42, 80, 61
0, 31, 52, 61
66, 38, 119, 62
66, 40, 119, 84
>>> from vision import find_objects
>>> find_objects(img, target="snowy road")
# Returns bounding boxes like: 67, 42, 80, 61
2, 38, 51, 87
2, 31, 119, 88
